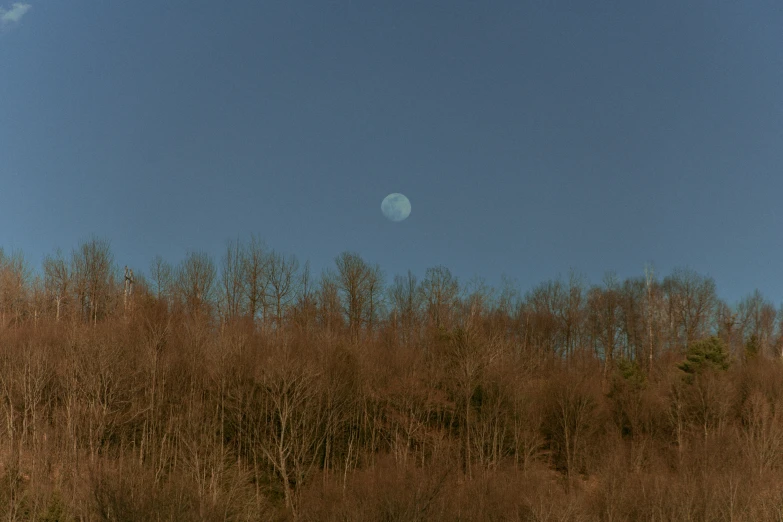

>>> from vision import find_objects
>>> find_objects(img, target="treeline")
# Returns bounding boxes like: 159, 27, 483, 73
4, 236, 781, 360
1, 237, 783, 520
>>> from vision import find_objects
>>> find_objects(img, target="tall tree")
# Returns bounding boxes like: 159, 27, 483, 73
554, 271, 586, 358
644, 264, 659, 371
43, 248, 71, 322
363, 263, 384, 334
736, 290, 777, 357
0, 249, 30, 327
389, 270, 422, 344
175, 251, 216, 318
715, 300, 738, 357
587, 273, 621, 375
71, 238, 115, 325
461, 276, 494, 329
524, 273, 585, 359
220, 238, 246, 323
619, 277, 646, 361
266, 250, 299, 329
241, 235, 269, 327
663, 268, 717, 351
290, 261, 317, 331
334, 252, 376, 339
317, 271, 342, 334
524, 280, 562, 360
149, 254, 174, 306
421, 265, 459, 330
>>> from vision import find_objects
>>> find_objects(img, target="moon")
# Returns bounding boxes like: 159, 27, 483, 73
381, 193, 411, 222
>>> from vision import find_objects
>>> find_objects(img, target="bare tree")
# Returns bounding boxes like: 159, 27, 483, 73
421, 265, 459, 330
663, 268, 717, 351
499, 275, 521, 313
737, 290, 777, 356
364, 263, 384, 334
619, 277, 648, 361
0, 249, 31, 326
149, 254, 174, 305
0, 249, 30, 327
644, 264, 657, 371
461, 276, 494, 329
71, 238, 115, 325
389, 270, 422, 344
220, 238, 246, 324
317, 271, 343, 334
555, 271, 586, 359
587, 273, 621, 376
291, 261, 317, 331
255, 360, 326, 517
523, 282, 561, 362
715, 300, 738, 357
176, 251, 217, 318
43, 248, 71, 322
241, 235, 269, 328
266, 250, 299, 329
334, 252, 375, 339
29, 275, 46, 327
443, 327, 501, 477
524, 274, 585, 359
547, 374, 599, 487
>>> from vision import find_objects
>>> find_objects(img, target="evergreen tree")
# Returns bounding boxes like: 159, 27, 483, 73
678, 336, 729, 382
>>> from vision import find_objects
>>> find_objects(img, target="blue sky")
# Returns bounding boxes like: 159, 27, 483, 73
1, 1, 782, 304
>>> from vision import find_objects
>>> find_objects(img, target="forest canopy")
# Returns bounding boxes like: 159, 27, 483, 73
4, 237, 779, 360
1, 237, 782, 520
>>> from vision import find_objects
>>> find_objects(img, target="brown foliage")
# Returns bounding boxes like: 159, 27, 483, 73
5, 244, 783, 519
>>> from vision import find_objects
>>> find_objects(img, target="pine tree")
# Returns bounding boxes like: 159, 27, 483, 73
678, 336, 729, 382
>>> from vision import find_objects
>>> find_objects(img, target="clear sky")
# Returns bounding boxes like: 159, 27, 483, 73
1, 1, 782, 304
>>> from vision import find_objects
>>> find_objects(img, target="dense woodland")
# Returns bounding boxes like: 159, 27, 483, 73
2, 237, 783, 520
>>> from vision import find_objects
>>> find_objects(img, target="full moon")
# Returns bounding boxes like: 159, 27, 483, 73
381, 193, 411, 222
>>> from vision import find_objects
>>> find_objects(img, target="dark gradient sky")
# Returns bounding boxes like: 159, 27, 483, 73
1, 1, 782, 303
